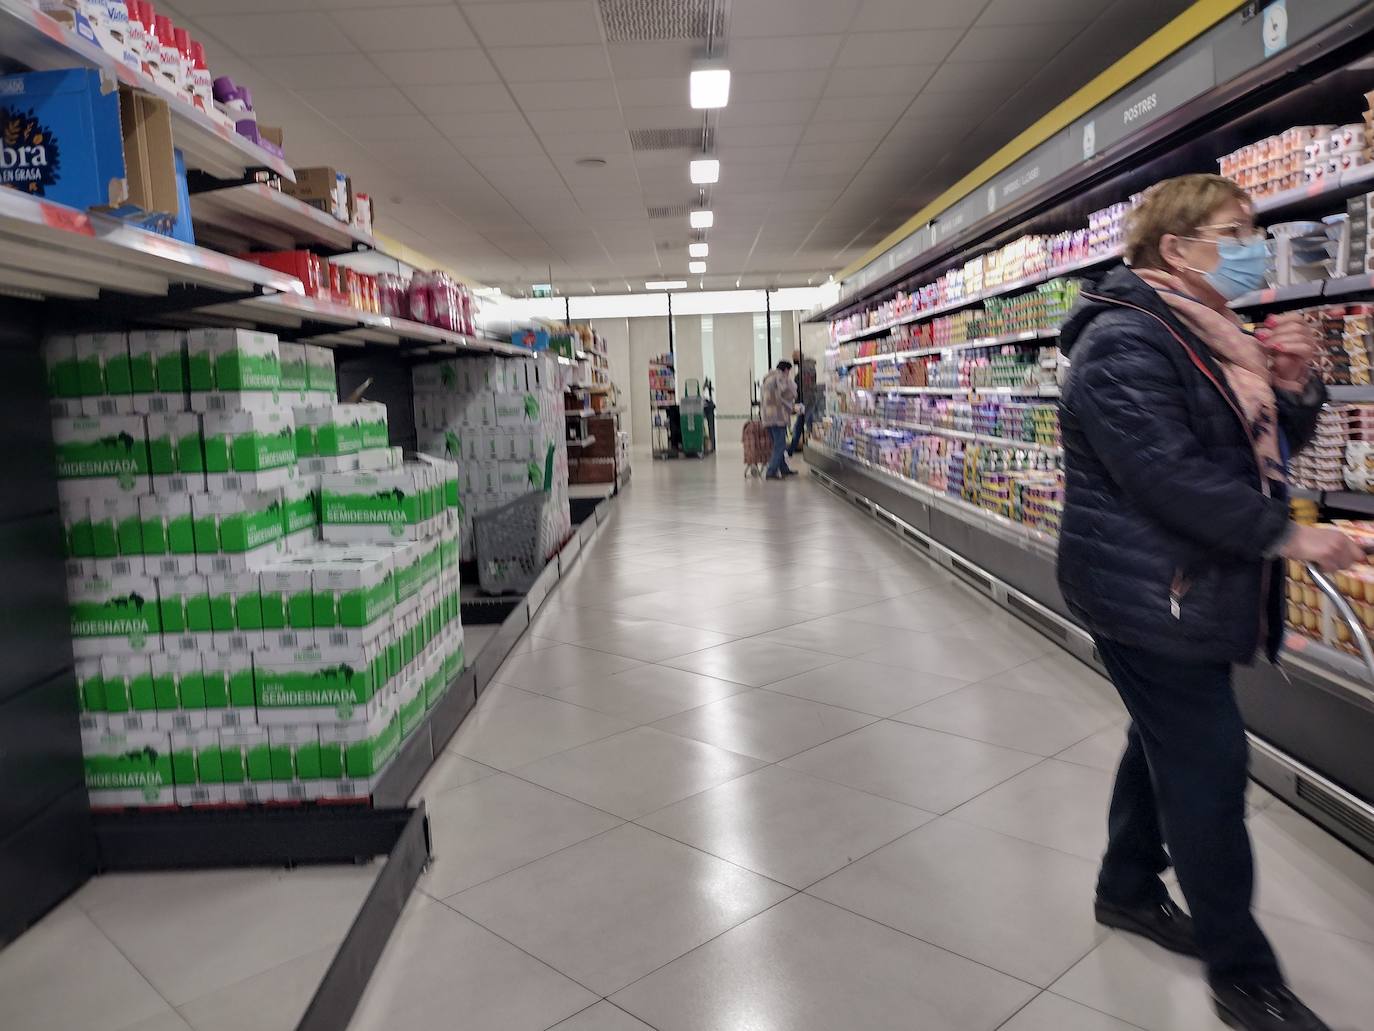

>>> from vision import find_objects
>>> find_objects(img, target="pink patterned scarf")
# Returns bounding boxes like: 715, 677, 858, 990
1135, 268, 1286, 485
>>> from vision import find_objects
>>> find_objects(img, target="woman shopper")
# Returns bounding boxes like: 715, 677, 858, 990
1057, 174, 1362, 1031
761, 359, 797, 480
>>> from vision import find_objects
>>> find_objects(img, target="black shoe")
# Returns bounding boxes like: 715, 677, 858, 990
781, 468, 798, 477
1212, 982, 1331, 1030
1094, 896, 1198, 957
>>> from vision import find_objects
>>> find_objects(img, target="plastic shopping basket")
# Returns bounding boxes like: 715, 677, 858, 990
473, 444, 558, 595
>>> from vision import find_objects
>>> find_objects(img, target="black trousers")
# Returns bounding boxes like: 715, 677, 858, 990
1094, 637, 1281, 987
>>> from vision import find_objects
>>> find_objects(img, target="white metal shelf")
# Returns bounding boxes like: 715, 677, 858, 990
837, 327, 1060, 366
1251, 161, 1374, 218
833, 413, 1062, 455
830, 250, 1121, 345
189, 183, 374, 254
0, 189, 303, 302
0, 0, 294, 182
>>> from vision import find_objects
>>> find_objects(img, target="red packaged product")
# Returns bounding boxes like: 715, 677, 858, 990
329, 264, 344, 305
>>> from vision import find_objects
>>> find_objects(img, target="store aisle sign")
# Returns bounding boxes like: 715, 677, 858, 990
1073, 47, 1215, 160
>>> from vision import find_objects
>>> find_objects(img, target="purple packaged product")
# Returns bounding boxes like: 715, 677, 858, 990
212, 76, 236, 103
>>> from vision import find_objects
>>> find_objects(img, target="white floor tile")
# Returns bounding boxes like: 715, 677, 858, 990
859, 628, 1043, 681
894, 681, 1121, 756
546, 664, 750, 725
410, 749, 493, 800
662, 637, 839, 687
812, 817, 1104, 987
576, 619, 737, 661
513, 726, 763, 820
650, 688, 875, 762
449, 687, 634, 770
638, 765, 933, 888
0, 903, 170, 1031
753, 614, 926, 658
492, 643, 644, 693
546, 1001, 655, 1030
997, 993, 1145, 1030
611, 894, 1035, 1031
762, 656, 967, 716
781, 719, 1040, 813
1056, 723, 1128, 772
951, 758, 1113, 862
82, 866, 375, 1006
665, 600, 818, 636
176, 945, 333, 1031
451, 823, 793, 996
978, 649, 1125, 714
120, 1011, 194, 1031
349, 896, 596, 1031
421, 772, 623, 898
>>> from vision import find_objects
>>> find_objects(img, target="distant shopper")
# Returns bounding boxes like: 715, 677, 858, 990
787, 348, 818, 455
1057, 173, 1361, 1031
761, 360, 797, 480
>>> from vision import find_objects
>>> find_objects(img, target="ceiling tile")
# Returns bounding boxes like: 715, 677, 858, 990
607, 41, 696, 78
732, 70, 829, 103
332, 5, 478, 51
731, 0, 861, 36
722, 145, 797, 166
618, 77, 687, 108
251, 54, 389, 89
947, 22, 1079, 63
195, 13, 357, 56
727, 35, 843, 72
456, 132, 546, 156
527, 108, 626, 133
718, 100, 816, 128
432, 111, 537, 137
799, 120, 892, 145
538, 130, 632, 155
835, 28, 962, 66
467, 1, 603, 46
371, 49, 499, 85
851, 0, 978, 31
294, 85, 417, 117
716, 124, 804, 147
402, 83, 518, 114
823, 64, 937, 98
810, 94, 908, 123
978, 0, 1104, 23
333, 113, 443, 141
508, 79, 620, 110
489, 45, 612, 80
622, 105, 702, 130
922, 60, 1041, 95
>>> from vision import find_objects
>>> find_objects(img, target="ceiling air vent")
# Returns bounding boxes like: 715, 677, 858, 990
646, 204, 691, 219
630, 127, 712, 152
599, 0, 725, 42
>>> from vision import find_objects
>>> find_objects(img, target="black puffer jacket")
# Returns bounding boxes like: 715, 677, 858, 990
1056, 265, 1323, 663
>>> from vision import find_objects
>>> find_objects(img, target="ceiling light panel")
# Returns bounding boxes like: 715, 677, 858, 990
689, 67, 731, 109
645, 279, 688, 289
688, 242, 709, 257
689, 158, 720, 184
689, 209, 714, 228
688, 261, 707, 274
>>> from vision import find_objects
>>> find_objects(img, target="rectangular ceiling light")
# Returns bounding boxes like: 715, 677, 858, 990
690, 158, 720, 184
689, 67, 731, 109
688, 260, 707, 274
689, 209, 714, 229
645, 279, 688, 290
688, 242, 709, 258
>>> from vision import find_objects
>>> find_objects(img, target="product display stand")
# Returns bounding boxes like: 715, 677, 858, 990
809, 2, 1374, 861
649, 354, 677, 460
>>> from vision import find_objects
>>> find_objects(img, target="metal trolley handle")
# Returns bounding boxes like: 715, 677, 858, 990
1305, 564, 1374, 683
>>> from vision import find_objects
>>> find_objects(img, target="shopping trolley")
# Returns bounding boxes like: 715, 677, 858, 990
1303, 563, 1374, 680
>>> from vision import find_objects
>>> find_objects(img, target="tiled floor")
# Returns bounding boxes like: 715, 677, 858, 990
349, 450, 1374, 1031
4, 450, 1372, 1031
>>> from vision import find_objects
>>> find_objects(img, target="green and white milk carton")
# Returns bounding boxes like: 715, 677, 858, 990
253, 640, 387, 726
140, 495, 197, 576
217, 726, 273, 804
127, 330, 189, 415
192, 489, 286, 573
82, 728, 175, 808
145, 412, 206, 492
304, 343, 336, 402
320, 467, 425, 542
98, 653, 148, 726
74, 333, 134, 416
293, 403, 361, 460
319, 701, 401, 800
155, 572, 214, 652
44, 334, 83, 416
202, 409, 297, 491
69, 573, 161, 657
309, 550, 394, 639
201, 649, 257, 728
278, 342, 309, 404
76, 658, 106, 731
52, 415, 150, 498
187, 328, 281, 412
259, 557, 317, 646
150, 652, 209, 731
268, 725, 327, 801
281, 475, 319, 552
171, 728, 226, 805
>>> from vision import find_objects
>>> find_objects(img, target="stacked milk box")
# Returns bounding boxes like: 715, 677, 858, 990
45, 328, 465, 809
411, 353, 572, 562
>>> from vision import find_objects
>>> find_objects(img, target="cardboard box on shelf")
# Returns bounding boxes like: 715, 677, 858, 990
69, 572, 161, 656
253, 641, 386, 725
191, 489, 286, 573
170, 728, 226, 805
201, 408, 297, 491
145, 411, 206, 492
200, 649, 256, 728
140, 497, 197, 577
82, 728, 175, 808
186, 328, 281, 408
217, 725, 272, 804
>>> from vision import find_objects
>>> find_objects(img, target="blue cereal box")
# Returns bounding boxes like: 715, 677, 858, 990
0, 68, 128, 210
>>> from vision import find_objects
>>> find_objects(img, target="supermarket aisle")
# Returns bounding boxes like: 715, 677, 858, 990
353, 453, 1374, 1031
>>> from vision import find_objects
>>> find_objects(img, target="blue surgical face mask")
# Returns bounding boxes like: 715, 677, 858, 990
1179, 235, 1268, 300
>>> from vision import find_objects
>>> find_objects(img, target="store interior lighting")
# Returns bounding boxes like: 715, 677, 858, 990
690, 158, 720, 184
645, 279, 688, 290
689, 65, 731, 109
690, 209, 715, 229
688, 260, 707, 274
688, 242, 709, 258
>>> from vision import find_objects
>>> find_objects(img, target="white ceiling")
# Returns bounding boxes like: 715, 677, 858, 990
165, 0, 1193, 294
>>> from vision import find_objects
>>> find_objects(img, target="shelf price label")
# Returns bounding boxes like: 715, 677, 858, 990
39, 202, 94, 236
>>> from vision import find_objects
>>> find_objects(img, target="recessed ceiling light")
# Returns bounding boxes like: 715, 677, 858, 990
645, 279, 688, 290
688, 242, 709, 258
689, 66, 731, 109
690, 158, 720, 184
688, 261, 706, 274
575, 157, 607, 167
690, 209, 714, 229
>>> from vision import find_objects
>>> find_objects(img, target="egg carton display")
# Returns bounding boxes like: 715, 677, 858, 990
411, 353, 572, 562
43, 328, 466, 809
